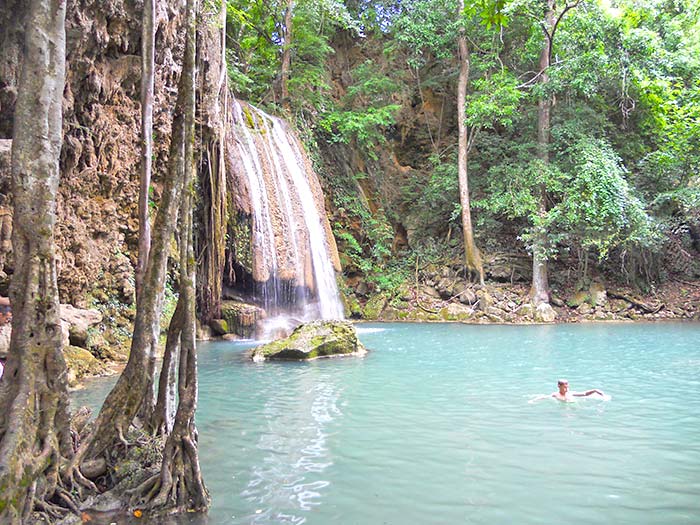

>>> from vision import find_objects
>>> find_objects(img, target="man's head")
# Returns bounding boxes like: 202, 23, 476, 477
557, 379, 569, 394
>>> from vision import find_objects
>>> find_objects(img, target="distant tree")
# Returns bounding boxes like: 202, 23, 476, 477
0, 0, 71, 521
529, 0, 581, 307
457, 0, 485, 284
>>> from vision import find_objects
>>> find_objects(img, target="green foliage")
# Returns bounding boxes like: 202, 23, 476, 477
319, 105, 401, 158
223, 0, 700, 287
465, 71, 522, 129
404, 153, 460, 238
557, 138, 658, 258
318, 59, 401, 159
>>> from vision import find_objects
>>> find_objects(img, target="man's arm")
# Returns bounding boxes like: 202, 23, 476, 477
572, 389, 604, 397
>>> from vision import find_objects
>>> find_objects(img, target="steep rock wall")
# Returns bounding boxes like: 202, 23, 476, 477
0, 0, 185, 306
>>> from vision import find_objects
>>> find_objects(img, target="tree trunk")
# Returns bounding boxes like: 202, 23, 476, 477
79, 5, 192, 461
0, 0, 72, 521
530, 0, 556, 306
136, 0, 210, 510
151, 298, 184, 435
279, 0, 294, 105
457, 0, 485, 285
136, 0, 155, 301
137, 0, 158, 426
195, 0, 228, 325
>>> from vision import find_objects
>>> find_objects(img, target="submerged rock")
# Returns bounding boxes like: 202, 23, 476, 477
251, 320, 367, 362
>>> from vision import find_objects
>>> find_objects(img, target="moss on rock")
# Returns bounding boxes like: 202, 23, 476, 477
221, 300, 263, 337
362, 294, 387, 320
64, 345, 106, 386
251, 320, 367, 361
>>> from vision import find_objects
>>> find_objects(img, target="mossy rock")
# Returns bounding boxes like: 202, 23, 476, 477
251, 320, 367, 362
362, 294, 388, 320
343, 294, 363, 318
64, 345, 106, 386
210, 318, 229, 336
567, 291, 590, 308
221, 300, 264, 337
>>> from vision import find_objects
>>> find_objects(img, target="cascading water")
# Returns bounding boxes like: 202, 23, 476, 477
229, 99, 344, 334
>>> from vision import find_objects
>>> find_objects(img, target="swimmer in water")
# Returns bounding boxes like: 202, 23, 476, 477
529, 379, 607, 403
552, 379, 605, 402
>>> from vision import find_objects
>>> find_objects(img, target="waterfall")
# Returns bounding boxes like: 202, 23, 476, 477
229, 99, 344, 327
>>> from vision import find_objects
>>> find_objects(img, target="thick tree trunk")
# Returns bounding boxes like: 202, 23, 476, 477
457, 0, 484, 285
0, 0, 72, 521
530, 0, 556, 306
138, 0, 158, 426
195, 0, 228, 324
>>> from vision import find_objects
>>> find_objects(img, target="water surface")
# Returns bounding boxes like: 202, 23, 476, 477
75, 322, 700, 524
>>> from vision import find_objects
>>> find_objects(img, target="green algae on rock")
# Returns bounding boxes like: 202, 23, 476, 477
251, 320, 367, 362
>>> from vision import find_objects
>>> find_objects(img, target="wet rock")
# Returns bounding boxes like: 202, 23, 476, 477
210, 318, 229, 336
363, 294, 388, 320
534, 303, 557, 323
251, 320, 367, 362
221, 300, 264, 338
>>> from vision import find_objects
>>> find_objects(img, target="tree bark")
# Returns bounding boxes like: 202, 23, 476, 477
530, 0, 556, 306
137, 0, 155, 300
79, 5, 192, 460
137, 0, 210, 510
151, 298, 184, 435
195, 0, 228, 324
457, 0, 485, 285
0, 0, 71, 521
137, 0, 158, 426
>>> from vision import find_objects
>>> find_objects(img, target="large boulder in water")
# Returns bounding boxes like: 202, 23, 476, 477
251, 320, 367, 362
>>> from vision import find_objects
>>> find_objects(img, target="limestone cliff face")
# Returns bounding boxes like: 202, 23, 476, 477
0, 0, 185, 306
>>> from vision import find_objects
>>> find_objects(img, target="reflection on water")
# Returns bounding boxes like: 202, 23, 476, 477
75, 323, 700, 525
241, 380, 339, 524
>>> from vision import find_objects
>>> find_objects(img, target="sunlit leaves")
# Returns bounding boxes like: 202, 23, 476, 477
557, 138, 656, 257
465, 71, 522, 129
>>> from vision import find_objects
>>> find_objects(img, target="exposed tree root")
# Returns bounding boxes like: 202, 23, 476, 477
608, 291, 664, 313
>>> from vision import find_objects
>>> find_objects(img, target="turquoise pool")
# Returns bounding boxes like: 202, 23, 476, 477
75, 322, 700, 524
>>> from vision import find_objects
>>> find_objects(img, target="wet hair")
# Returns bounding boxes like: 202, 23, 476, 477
557, 379, 569, 386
